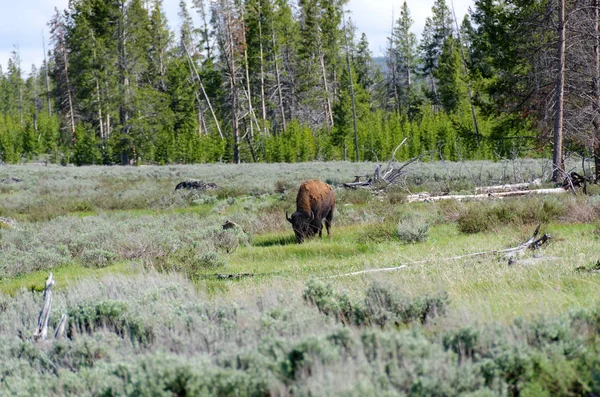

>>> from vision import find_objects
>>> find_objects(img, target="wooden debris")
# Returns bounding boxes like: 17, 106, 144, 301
54, 314, 68, 340
216, 273, 254, 279
343, 139, 427, 191
33, 273, 55, 341
407, 187, 568, 203
222, 220, 239, 230
329, 224, 551, 278
174, 180, 217, 191
474, 179, 541, 194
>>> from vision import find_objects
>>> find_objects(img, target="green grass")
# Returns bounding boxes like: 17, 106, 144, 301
0, 261, 135, 295
187, 221, 600, 322
4, 163, 600, 396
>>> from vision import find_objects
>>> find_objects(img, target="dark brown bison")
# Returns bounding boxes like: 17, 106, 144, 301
286, 180, 335, 243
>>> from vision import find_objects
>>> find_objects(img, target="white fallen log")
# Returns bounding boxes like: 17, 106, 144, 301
329, 224, 550, 278
407, 187, 568, 203
475, 179, 541, 194
33, 273, 55, 341
328, 265, 408, 278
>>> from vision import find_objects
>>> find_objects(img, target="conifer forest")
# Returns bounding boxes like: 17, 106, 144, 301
0, 0, 597, 167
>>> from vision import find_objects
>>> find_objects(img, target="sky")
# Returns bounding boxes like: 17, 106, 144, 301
0, 0, 474, 76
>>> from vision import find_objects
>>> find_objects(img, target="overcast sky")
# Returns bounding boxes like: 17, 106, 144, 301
0, 0, 474, 76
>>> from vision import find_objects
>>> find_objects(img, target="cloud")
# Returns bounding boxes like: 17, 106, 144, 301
348, 0, 474, 57
0, 0, 69, 72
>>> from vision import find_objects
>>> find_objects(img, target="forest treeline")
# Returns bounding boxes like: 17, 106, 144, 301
0, 0, 597, 166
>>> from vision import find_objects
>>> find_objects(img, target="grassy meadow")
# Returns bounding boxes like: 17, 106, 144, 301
2, 160, 600, 396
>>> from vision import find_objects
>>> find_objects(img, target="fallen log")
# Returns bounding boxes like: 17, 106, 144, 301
329, 224, 550, 278
407, 187, 568, 203
474, 179, 541, 194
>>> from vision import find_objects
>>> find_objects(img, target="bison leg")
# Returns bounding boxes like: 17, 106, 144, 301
324, 209, 334, 238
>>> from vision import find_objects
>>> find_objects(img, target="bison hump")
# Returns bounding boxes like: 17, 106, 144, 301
296, 180, 334, 213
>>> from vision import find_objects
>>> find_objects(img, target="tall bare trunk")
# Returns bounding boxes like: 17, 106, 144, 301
319, 48, 334, 129
63, 45, 75, 139
553, 0, 566, 182
343, 9, 359, 161
226, 6, 240, 164
258, 4, 267, 125
272, 31, 286, 133
593, 0, 600, 181
96, 79, 104, 140
42, 31, 52, 117
183, 43, 223, 139
450, 0, 480, 142
240, 4, 256, 150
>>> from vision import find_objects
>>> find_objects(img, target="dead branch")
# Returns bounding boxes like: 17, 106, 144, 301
474, 180, 541, 194
343, 140, 428, 191
329, 225, 551, 278
54, 314, 67, 340
33, 273, 55, 341
407, 187, 568, 203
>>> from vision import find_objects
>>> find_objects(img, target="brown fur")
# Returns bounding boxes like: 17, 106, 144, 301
287, 180, 335, 243
296, 180, 335, 215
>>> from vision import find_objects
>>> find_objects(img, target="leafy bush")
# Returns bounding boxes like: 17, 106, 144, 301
274, 179, 294, 194
397, 214, 430, 243
337, 188, 372, 205
3, 275, 600, 396
458, 204, 491, 234
355, 223, 397, 243
80, 249, 117, 268
363, 282, 449, 326
303, 279, 448, 327
457, 197, 567, 234
67, 300, 154, 345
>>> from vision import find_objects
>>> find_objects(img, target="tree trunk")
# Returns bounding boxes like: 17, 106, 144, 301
96, 79, 104, 140
319, 49, 334, 129
42, 32, 52, 117
272, 31, 286, 133
450, 0, 480, 142
593, 0, 600, 181
63, 46, 76, 139
258, 4, 267, 126
241, 4, 255, 147
343, 9, 359, 162
226, 6, 240, 164
553, 0, 566, 182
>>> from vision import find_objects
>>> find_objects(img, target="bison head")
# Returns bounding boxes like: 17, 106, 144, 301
286, 210, 316, 243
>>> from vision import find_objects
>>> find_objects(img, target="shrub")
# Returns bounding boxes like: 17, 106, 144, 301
80, 249, 117, 268
337, 188, 372, 205
386, 188, 407, 205
397, 214, 430, 243
356, 223, 397, 244
363, 282, 449, 326
274, 179, 294, 194
216, 186, 247, 200
303, 279, 360, 325
67, 300, 154, 346
303, 280, 449, 327
457, 197, 568, 234
458, 204, 493, 234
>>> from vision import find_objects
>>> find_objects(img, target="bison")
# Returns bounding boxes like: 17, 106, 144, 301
286, 180, 335, 243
